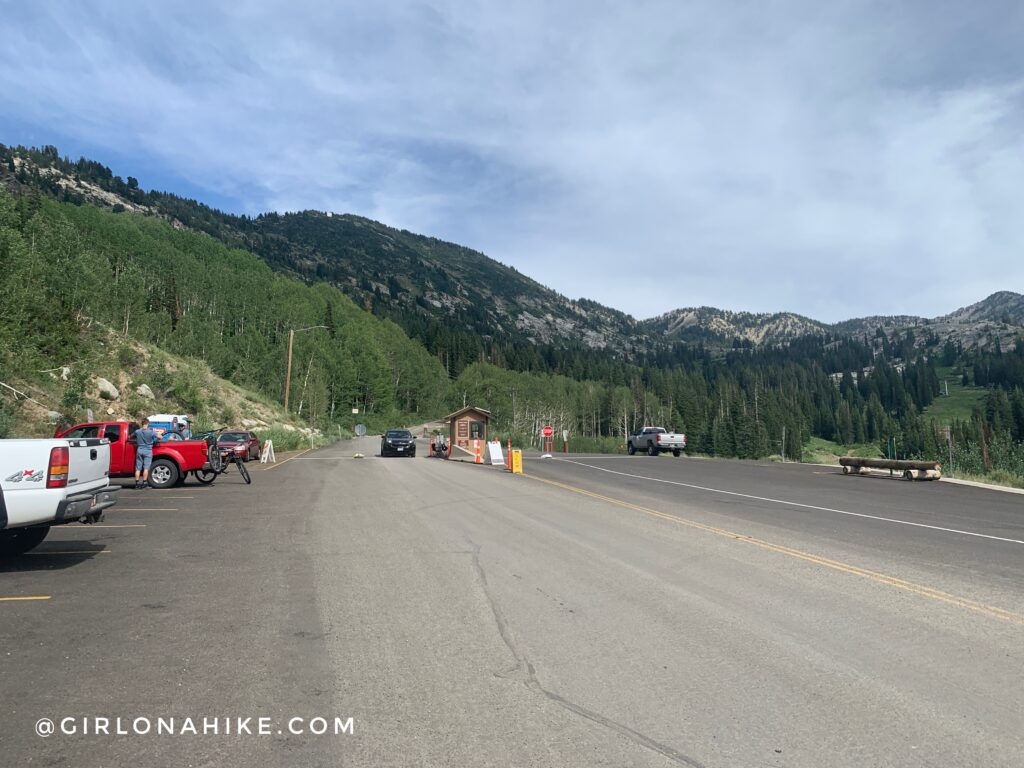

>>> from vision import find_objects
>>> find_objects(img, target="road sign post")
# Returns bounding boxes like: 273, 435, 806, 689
945, 425, 954, 478
542, 425, 554, 454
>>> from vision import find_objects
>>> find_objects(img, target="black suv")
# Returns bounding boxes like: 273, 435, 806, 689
381, 429, 416, 457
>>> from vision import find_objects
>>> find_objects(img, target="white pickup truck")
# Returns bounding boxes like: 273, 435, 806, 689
627, 427, 687, 457
0, 438, 119, 557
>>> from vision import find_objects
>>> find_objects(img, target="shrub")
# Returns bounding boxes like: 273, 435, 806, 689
252, 425, 346, 453
117, 344, 142, 370
146, 360, 174, 398
60, 365, 90, 417
170, 364, 206, 413
0, 399, 18, 438
124, 394, 150, 420
253, 426, 309, 452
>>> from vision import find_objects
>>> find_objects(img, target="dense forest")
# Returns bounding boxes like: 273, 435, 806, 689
3, 144, 1024, 483
0, 187, 448, 432
455, 338, 1023, 451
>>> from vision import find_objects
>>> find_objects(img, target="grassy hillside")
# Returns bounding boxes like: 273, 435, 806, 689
921, 366, 986, 425
0, 324, 330, 449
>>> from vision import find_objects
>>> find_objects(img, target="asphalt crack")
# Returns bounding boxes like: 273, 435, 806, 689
467, 540, 705, 768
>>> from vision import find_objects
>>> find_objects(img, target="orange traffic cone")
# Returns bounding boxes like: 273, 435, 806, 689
473, 440, 483, 464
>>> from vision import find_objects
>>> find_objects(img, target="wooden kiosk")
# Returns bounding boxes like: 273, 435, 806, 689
445, 406, 491, 462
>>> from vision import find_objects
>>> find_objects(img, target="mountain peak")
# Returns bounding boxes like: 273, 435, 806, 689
939, 291, 1024, 325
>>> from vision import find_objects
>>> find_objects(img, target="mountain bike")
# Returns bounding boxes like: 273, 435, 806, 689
191, 428, 252, 485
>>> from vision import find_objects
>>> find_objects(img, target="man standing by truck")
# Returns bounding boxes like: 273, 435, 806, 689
134, 418, 158, 488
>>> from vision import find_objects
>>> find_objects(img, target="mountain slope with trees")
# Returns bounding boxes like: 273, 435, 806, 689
3, 142, 1023, 485
1, 144, 652, 377
8, 142, 1018, 364
0, 185, 447, 437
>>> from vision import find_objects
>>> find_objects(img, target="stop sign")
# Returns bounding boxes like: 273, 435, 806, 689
542, 425, 554, 438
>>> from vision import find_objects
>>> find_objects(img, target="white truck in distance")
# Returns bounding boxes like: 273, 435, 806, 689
627, 427, 687, 457
0, 438, 119, 557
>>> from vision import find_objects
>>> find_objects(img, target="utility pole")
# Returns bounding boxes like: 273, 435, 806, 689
284, 330, 295, 412
781, 425, 786, 462
283, 325, 327, 412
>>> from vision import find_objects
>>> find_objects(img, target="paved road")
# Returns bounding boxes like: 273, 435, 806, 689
2, 440, 1022, 767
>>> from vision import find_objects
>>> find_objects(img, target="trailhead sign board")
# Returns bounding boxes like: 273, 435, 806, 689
486, 441, 504, 466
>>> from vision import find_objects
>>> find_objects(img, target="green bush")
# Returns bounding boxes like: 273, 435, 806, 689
949, 433, 1024, 477
253, 426, 311, 452
0, 399, 18, 438
145, 360, 174, 398
124, 394, 150, 420
253, 425, 349, 452
117, 344, 141, 369
170, 364, 206, 413
59, 365, 90, 418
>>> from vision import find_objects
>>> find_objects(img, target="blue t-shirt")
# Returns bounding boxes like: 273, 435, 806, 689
135, 427, 158, 452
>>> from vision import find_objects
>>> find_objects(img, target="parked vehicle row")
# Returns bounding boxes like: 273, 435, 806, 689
1, 417, 269, 557
56, 421, 209, 489
53, 422, 263, 489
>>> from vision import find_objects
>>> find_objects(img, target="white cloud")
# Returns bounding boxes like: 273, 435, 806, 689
1, 0, 1022, 321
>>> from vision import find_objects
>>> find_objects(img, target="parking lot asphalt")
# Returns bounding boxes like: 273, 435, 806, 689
1, 450, 346, 767
2, 439, 1023, 767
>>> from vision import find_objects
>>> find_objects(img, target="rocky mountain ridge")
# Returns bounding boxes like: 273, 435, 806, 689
645, 292, 1023, 350
3, 143, 1020, 355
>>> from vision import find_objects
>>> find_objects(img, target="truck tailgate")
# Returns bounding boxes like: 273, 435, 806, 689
66, 438, 112, 493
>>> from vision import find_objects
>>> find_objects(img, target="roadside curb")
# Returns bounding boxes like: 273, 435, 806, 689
940, 477, 1024, 496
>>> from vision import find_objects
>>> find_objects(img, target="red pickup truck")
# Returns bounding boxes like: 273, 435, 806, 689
54, 421, 209, 489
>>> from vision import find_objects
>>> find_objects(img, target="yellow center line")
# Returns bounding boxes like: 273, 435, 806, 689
262, 449, 311, 471
0, 596, 51, 602
524, 473, 1024, 627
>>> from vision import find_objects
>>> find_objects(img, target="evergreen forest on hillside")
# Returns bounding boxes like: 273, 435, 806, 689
2, 144, 1024, 484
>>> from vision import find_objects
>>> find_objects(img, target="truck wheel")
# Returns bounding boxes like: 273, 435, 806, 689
647, 443, 657, 456
149, 459, 180, 489
0, 526, 50, 557
627, 443, 635, 455
673, 449, 681, 457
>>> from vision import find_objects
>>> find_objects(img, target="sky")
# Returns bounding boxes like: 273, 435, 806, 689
2, 0, 1022, 322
